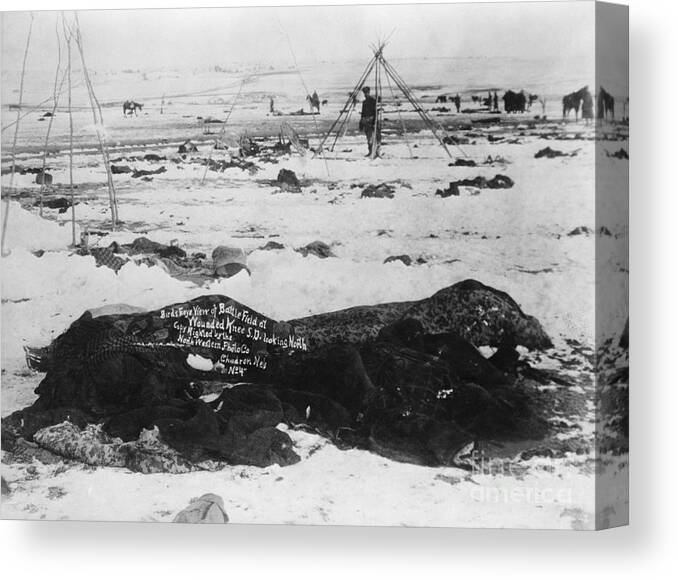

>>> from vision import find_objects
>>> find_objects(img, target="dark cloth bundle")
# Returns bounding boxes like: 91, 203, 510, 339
3, 280, 553, 471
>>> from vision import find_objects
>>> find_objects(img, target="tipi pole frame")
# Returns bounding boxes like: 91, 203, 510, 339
4, 12, 123, 252
316, 42, 468, 161
1, 13, 34, 257
315, 53, 378, 156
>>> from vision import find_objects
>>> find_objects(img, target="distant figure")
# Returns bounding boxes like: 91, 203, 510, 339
359, 86, 379, 157
435, 95, 448, 103
122, 100, 143, 117
269, 97, 275, 113
539, 97, 547, 117
307, 91, 320, 113
493, 91, 499, 111
454, 94, 461, 113
581, 89, 594, 125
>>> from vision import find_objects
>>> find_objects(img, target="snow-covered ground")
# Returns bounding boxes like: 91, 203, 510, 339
1, 66, 628, 528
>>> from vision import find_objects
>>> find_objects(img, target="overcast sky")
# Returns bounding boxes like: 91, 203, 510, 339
2, 2, 594, 72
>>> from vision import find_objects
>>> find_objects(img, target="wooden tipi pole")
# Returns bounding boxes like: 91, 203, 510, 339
73, 12, 119, 227
1, 13, 34, 257
65, 19, 77, 247
379, 55, 457, 158
38, 14, 66, 217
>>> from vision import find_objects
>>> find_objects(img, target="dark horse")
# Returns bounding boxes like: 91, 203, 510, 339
597, 86, 615, 121
306, 92, 320, 114
122, 100, 143, 117
562, 86, 592, 122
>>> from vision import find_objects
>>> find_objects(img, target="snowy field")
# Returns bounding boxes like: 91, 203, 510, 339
1, 62, 628, 528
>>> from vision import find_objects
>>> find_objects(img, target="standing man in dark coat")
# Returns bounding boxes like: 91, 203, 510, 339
359, 86, 379, 157
454, 93, 461, 113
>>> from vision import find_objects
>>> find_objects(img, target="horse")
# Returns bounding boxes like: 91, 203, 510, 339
306, 92, 320, 114
123, 100, 143, 116
597, 86, 615, 121
562, 86, 591, 122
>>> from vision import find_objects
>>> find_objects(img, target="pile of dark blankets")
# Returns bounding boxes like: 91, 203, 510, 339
3, 280, 562, 473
